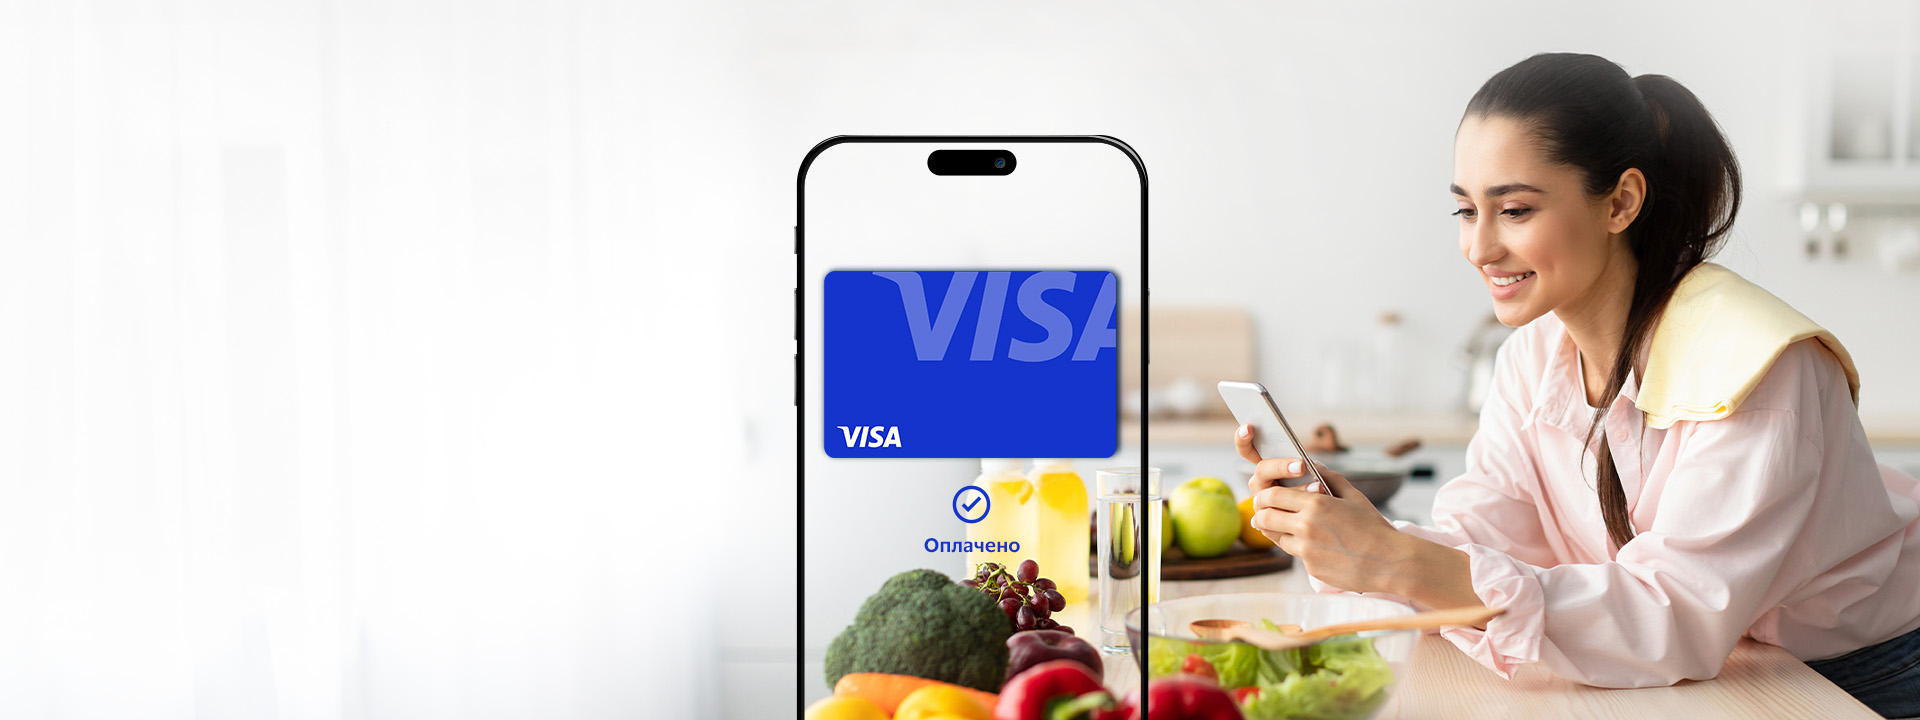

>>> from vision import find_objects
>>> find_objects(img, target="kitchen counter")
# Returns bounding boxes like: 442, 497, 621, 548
1124, 411, 1481, 447
1116, 568, 1882, 719
1127, 412, 1920, 447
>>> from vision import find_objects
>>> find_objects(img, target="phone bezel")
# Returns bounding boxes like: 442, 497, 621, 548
794, 135, 1149, 701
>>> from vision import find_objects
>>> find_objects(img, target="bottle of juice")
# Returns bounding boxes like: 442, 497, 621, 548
967, 459, 1035, 574
1030, 459, 1090, 605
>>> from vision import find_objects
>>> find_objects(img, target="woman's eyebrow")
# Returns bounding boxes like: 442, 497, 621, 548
1450, 182, 1544, 197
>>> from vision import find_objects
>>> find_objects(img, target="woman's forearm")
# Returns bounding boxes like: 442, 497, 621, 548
1382, 533, 1489, 625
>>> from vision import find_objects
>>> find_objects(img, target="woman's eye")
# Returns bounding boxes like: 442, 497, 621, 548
1452, 208, 1476, 219
1501, 208, 1532, 218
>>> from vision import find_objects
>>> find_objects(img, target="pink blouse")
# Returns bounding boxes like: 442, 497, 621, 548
1311, 311, 1920, 688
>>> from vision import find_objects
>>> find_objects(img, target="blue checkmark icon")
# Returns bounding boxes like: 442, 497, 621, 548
954, 485, 990, 524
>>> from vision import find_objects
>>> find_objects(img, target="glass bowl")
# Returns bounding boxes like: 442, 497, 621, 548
1126, 592, 1419, 720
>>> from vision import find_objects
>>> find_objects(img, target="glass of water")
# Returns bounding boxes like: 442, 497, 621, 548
1095, 467, 1160, 654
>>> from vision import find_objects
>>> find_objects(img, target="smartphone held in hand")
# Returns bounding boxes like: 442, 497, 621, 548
1218, 380, 1335, 496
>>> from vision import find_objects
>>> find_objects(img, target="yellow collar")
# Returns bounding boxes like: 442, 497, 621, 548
1636, 263, 1859, 429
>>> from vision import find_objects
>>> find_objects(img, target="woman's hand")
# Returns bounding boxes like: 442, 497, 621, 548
1234, 423, 1406, 594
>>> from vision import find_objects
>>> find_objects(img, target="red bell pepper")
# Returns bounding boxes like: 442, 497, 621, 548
1144, 674, 1241, 720
1107, 688, 1143, 720
994, 660, 1122, 720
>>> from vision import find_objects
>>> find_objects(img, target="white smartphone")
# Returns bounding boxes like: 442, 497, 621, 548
1217, 380, 1333, 496
798, 137, 1146, 705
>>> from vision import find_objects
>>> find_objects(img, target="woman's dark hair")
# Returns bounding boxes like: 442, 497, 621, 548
1464, 53, 1742, 549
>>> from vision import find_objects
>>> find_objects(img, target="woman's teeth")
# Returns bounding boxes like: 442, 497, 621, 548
1492, 272, 1535, 287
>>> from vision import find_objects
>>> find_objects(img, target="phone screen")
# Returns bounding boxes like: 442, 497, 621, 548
798, 138, 1146, 707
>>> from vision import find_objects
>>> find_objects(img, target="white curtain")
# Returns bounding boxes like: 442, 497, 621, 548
0, 2, 730, 718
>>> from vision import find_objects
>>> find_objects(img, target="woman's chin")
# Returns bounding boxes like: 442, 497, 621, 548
1491, 302, 1543, 328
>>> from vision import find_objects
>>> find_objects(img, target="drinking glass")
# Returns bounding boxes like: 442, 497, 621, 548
1095, 467, 1160, 654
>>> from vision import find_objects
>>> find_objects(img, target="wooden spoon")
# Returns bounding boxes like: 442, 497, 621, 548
1189, 605, 1506, 650
1187, 618, 1312, 651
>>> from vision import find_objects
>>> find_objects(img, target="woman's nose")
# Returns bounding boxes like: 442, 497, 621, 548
1463, 218, 1503, 266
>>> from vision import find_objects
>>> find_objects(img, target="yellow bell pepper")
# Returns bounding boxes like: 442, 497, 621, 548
803, 695, 888, 720
894, 684, 992, 720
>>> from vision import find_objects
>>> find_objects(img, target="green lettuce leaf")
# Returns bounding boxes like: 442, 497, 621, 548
1146, 634, 1269, 688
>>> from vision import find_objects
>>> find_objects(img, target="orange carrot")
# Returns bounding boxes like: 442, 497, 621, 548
833, 673, 999, 715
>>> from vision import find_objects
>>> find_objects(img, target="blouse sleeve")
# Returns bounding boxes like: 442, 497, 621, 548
1434, 341, 1874, 687
1439, 404, 1821, 686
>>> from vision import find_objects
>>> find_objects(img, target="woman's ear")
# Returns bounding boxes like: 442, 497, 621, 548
1607, 168, 1647, 234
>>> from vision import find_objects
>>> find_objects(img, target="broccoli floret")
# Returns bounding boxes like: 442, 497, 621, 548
823, 569, 1012, 693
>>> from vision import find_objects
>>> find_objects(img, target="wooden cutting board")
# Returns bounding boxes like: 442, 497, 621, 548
1088, 543, 1292, 580
1160, 544, 1293, 580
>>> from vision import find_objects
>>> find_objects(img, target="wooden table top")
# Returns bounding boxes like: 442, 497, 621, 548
1084, 567, 1881, 719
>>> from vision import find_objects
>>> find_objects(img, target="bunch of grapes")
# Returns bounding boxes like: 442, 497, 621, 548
961, 559, 1070, 634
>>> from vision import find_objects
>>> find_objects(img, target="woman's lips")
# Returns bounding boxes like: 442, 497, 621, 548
1489, 271, 1535, 300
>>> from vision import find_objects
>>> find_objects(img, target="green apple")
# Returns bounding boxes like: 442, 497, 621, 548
1170, 477, 1239, 558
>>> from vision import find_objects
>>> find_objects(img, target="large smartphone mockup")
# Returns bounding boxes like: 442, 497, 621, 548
797, 137, 1147, 709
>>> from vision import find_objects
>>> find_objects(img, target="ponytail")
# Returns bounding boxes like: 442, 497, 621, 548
1630, 74, 1743, 283
1466, 55, 1742, 549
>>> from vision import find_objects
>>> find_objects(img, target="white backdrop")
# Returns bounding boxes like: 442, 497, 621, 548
0, 1, 727, 718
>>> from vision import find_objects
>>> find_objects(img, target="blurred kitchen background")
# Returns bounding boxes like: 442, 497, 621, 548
749, 0, 1920, 716
9, 1, 1920, 719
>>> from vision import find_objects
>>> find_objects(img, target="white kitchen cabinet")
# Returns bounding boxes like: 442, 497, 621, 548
1797, 0, 1920, 203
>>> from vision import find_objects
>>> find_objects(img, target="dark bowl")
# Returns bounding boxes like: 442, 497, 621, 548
1330, 466, 1404, 507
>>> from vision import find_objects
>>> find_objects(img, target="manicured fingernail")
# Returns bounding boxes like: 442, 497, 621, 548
1306, 482, 1324, 493
1238, 424, 1251, 438
1289, 461, 1303, 474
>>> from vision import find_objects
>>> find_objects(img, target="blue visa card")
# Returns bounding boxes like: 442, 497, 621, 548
824, 270, 1119, 459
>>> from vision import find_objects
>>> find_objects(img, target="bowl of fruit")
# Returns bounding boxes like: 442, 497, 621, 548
1126, 592, 1420, 720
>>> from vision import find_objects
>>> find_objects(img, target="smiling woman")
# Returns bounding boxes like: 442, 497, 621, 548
1243, 53, 1920, 719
